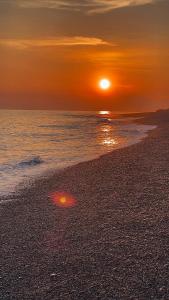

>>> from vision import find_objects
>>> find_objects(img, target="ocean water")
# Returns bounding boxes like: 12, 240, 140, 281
0, 110, 155, 197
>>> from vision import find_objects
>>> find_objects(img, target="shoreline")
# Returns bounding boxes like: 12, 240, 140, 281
1, 110, 169, 299
0, 115, 156, 202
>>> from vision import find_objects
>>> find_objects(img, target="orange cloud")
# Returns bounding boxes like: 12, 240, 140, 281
0, 37, 110, 49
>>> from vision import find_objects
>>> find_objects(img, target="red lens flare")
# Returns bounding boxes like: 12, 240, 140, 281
50, 192, 76, 208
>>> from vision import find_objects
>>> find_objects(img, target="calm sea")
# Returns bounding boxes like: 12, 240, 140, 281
0, 110, 155, 196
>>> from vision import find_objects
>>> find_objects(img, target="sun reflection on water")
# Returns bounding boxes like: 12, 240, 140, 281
98, 118, 118, 148
103, 138, 117, 146
99, 111, 111, 115
101, 124, 112, 132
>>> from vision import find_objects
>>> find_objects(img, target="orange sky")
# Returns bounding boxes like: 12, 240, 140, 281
0, 0, 169, 111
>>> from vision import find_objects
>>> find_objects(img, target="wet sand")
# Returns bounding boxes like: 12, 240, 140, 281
0, 110, 169, 299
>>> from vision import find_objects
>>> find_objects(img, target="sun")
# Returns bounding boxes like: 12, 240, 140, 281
99, 78, 111, 90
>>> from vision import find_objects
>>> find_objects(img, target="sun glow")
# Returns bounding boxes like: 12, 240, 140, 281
99, 78, 111, 90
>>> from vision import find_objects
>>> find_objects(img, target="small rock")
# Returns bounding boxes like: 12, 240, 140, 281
50, 273, 56, 277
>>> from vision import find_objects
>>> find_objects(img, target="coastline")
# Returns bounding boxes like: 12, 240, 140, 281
0, 114, 156, 202
1, 110, 169, 299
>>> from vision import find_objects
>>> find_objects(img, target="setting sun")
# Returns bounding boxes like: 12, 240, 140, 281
99, 79, 111, 90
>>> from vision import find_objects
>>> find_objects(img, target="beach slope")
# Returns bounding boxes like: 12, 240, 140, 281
1, 110, 169, 299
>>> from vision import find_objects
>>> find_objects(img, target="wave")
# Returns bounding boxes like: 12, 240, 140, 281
0, 156, 43, 174
17, 156, 43, 168
39, 124, 82, 130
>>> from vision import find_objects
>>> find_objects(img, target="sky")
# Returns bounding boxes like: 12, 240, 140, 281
0, 0, 169, 111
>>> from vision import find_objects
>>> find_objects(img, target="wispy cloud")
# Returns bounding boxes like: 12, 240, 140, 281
17, 0, 80, 10
86, 0, 155, 14
0, 36, 110, 49
15, 0, 157, 14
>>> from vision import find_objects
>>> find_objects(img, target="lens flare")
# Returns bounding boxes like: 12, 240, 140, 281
50, 192, 76, 208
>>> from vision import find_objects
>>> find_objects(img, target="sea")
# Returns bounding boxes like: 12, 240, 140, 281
0, 110, 156, 197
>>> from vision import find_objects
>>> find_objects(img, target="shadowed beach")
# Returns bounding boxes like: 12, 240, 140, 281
1, 110, 169, 299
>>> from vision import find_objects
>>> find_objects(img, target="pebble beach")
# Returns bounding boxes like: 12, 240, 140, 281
1, 110, 169, 300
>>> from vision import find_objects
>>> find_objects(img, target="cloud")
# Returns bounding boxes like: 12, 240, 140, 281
0, 36, 110, 49
15, 0, 157, 14
86, 0, 155, 14
17, 0, 79, 10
